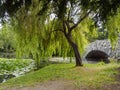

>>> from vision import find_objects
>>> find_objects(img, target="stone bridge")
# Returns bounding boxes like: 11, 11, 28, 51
82, 37, 120, 63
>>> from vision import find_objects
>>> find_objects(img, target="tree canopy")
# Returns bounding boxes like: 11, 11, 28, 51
0, 0, 120, 20
0, 0, 120, 67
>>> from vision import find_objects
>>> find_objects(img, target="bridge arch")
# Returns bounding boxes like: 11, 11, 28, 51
85, 50, 110, 63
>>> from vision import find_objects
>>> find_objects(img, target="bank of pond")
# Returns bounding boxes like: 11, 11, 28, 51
0, 57, 119, 83
0, 58, 35, 83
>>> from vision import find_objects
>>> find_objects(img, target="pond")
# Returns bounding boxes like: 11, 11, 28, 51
0, 59, 35, 83
0, 74, 15, 83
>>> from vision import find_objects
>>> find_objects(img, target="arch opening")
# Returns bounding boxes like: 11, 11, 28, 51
85, 50, 110, 63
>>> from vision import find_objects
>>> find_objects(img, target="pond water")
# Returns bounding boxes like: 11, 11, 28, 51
0, 61, 35, 83
0, 74, 15, 83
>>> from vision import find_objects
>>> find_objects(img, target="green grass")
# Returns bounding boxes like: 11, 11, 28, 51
0, 62, 120, 89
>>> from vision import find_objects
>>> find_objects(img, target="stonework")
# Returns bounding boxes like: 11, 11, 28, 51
83, 37, 120, 62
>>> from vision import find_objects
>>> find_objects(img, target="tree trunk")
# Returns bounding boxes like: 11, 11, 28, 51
66, 35, 83, 66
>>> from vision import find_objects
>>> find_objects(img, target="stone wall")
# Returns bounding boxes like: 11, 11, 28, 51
83, 37, 120, 62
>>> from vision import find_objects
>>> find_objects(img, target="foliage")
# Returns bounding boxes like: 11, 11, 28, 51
0, 0, 120, 66
0, 23, 16, 52
11, 5, 94, 66
0, 62, 120, 89
0, 0, 120, 21
72, 17, 98, 53
106, 11, 120, 47
0, 58, 34, 74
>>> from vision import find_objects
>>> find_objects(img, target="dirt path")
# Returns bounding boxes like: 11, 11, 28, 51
4, 68, 120, 90
6, 80, 80, 90
100, 67, 120, 90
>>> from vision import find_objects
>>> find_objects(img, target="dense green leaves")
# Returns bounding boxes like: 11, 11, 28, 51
0, 58, 33, 74
106, 11, 120, 47
0, 0, 120, 66
0, 23, 16, 51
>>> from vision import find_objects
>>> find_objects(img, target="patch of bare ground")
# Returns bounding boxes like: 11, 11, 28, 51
5, 80, 80, 90
100, 67, 120, 90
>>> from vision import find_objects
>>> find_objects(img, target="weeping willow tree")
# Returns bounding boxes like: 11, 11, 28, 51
106, 10, 120, 47
11, 5, 94, 67
0, 0, 120, 67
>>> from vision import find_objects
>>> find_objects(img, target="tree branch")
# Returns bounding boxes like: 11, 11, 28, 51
67, 5, 72, 21
68, 10, 92, 35
63, 21, 67, 36
65, 20, 70, 30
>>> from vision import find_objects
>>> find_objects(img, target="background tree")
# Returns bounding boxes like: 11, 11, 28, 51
0, 0, 120, 67
0, 23, 16, 52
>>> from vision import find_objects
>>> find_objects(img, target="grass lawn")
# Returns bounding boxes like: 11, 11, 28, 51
0, 62, 120, 90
